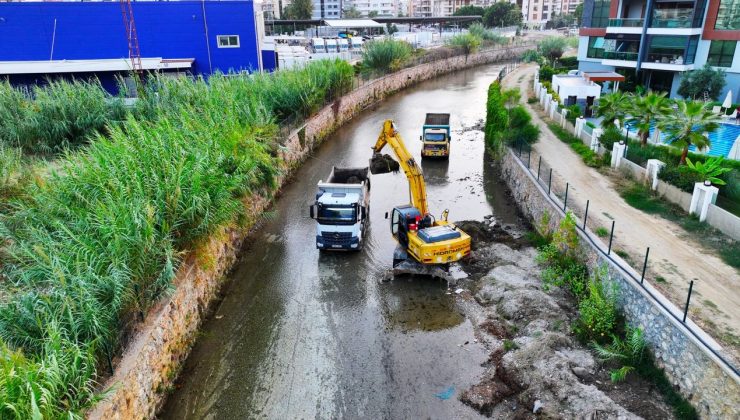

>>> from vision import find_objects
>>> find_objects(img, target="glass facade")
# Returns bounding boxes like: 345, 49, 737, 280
715, 0, 740, 30
707, 41, 737, 67
645, 35, 699, 65
587, 36, 605, 58
591, 0, 611, 27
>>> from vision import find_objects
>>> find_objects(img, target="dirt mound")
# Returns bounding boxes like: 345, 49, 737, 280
459, 242, 666, 419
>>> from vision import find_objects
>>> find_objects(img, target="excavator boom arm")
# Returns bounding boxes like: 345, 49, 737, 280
371, 120, 428, 215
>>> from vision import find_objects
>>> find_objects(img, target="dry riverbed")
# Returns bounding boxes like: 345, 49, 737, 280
453, 218, 676, 418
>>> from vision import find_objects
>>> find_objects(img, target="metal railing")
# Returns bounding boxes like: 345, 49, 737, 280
651, 17, 693, 28
603, 51, 639, 61
509, 140, 739, 377
608, 18, 645, 27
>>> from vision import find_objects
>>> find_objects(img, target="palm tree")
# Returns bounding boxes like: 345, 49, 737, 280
657, 100, 721, 165
596, 92, 632, 129
627, 92, 671, 147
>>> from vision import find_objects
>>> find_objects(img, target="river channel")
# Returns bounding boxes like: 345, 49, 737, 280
160, 63, 524, 419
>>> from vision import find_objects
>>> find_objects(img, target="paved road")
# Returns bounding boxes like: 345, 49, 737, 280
503, 63, 740, 363
159, 63, 524, 419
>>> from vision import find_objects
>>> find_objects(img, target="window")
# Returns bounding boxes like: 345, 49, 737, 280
587, 36, 605, 58
533, 14, 538, 20
715, 0, 740, 30
543, 13, 548, 19
217, 35, 240, 48
591, 0, 611, 27
707, 41, 737, 67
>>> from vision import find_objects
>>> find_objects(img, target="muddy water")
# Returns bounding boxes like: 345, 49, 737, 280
159, 64, 522, 419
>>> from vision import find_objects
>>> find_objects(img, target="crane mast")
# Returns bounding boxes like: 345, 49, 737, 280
119, 0, 143, 73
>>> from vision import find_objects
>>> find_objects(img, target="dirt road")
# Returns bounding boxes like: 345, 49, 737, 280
502, 64, 740, 363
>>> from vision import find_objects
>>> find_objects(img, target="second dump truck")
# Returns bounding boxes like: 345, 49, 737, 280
309, 167, 370, 251
420, 113, 451, 158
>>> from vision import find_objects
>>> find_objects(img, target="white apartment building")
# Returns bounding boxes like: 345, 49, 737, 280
522, 0, 581, 26
410, 0, 473, 17
345, 0, 399, 17
313, 0, 343, 19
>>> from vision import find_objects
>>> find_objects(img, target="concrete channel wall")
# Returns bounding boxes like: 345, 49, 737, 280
500, 150, 740, 419
87, 45, 531, 420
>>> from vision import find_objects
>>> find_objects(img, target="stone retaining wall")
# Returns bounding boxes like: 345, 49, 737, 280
88, 45, 531, 420
501, 150, 740, 419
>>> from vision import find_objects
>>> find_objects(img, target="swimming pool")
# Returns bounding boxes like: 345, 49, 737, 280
626, 121, 740, 158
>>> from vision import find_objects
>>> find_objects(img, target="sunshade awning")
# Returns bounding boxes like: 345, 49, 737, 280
0, 58, 193, 75
323, 19, 384, 28
583, 72, 626, 82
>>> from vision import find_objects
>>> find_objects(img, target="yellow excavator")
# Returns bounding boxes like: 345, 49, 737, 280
370, 120, 471, 270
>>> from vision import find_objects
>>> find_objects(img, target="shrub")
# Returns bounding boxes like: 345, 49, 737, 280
577, 267, 619, 342
0, 79, 126, 154
522, 49, 543, 64
361, 38, 412, 73
446, 32, 482, 57
539, 65, 555, 83
537, 212, 588, 298
564, 104, 581, 123
0, 60, 353, 417
599, 125, 622, 151
555, 56, 578, 70
592, 326, 646, 382
484, 81, 508, 150
537, 36, 567, 63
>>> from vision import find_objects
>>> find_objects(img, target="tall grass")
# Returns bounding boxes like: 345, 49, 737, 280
0, 79, 126, 154
361, 38, 413, 73
0, 59, 353, 417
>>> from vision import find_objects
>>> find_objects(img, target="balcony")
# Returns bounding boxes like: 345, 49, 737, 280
608, 18, 645, 27
603, 51, 639, 61
651, 18, 692, 28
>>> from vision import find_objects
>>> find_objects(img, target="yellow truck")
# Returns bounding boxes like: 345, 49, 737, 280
370, 120, 471, 268
420, 113, 451, 158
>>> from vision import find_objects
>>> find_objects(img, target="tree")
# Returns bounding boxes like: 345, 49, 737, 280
677, 64, 726, 100
627, 92, 671, 146
595, 92, 632, 129
574, 3, 584, 25
546, 13, 576, 29
283, 0, 312, 19
368, 10, 379, 18
344, 7, 362, 18
453, 5, 485, 17
386, 23, 399, 35
537, 36, 567, 63
657, 100, 721, 164
483, 3, 522, 28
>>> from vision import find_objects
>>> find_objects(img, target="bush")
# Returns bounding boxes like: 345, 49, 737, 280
564, 104, 581, 124
599, 125, 622, 151
555, 56, 578, 70
539, 65, 555, 83
0, 79, 126, 154
485, 81, 509, 150
577, 267, 619, 342
0, 59, 353, 417
446, 32, 482, 57
522, 49, 543, 64
361, 38, 413, 73
537, 36, 567, 63
537, 213, 588, 297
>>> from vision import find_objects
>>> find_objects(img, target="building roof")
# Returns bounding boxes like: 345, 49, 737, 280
323, 19, 384, 28
583, 72, 625, 82
552, 74, 597, 87
0, 58, 193, 75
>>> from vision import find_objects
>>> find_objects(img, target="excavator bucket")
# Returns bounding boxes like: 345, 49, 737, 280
369, 153, 400, 174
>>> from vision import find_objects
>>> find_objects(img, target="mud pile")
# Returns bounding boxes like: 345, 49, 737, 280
369, 153, 400, 174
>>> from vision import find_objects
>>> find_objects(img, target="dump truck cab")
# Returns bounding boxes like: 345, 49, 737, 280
420, 113, 451, 158
310, 167, 370, 251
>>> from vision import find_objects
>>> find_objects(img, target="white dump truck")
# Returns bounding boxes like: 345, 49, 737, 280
309, 167, 370, 250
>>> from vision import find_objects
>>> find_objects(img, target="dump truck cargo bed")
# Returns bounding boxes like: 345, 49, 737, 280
424, 113, 450, 126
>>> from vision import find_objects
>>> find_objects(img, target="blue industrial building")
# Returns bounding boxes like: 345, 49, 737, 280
0, 1, 268, 92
